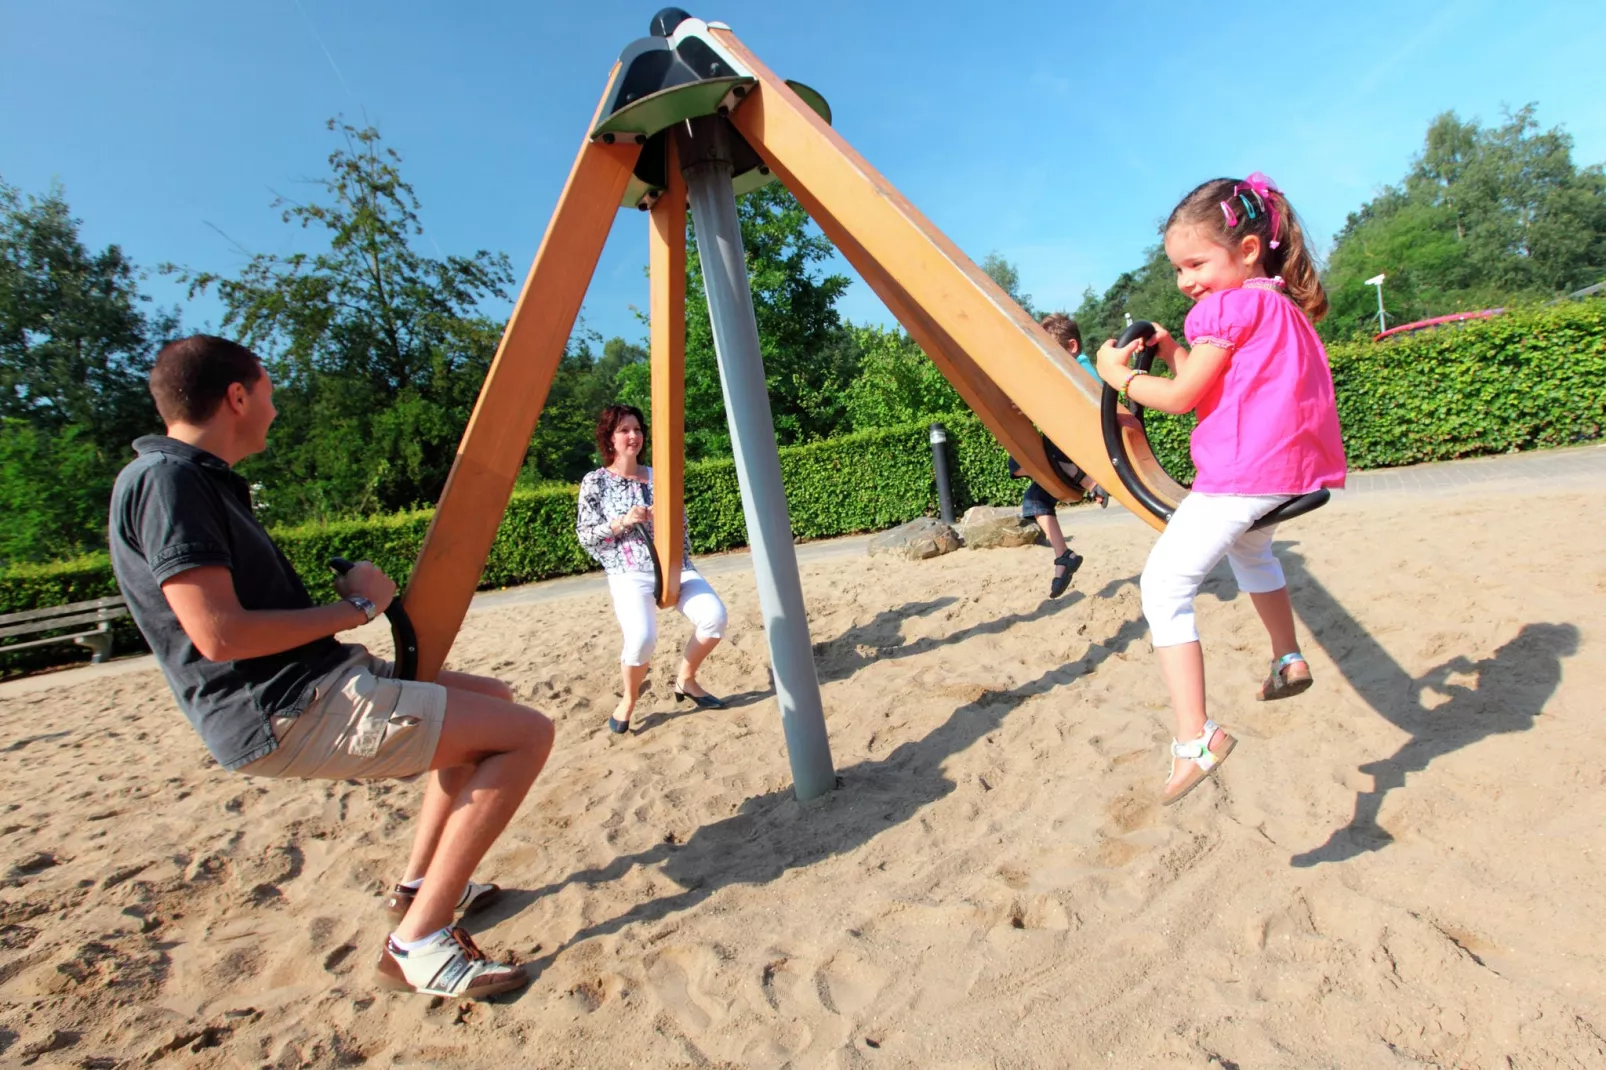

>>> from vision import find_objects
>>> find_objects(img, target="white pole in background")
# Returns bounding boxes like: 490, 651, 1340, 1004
1365, 273, 1387, 334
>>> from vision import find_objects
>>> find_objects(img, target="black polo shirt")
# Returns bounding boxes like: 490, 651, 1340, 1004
109, 436, 349, 770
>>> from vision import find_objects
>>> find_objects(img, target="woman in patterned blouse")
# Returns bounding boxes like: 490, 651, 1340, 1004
576, 404, 729, 734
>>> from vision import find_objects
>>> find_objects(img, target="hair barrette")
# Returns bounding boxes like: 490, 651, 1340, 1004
1239, 172, 1283, 249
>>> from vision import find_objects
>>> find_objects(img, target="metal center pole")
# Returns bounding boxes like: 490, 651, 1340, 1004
677, 117, 836, 801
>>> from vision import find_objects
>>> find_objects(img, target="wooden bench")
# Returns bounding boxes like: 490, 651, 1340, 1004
0, 596, 129, 663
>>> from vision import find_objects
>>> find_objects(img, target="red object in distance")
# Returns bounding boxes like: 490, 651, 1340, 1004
1375, 308, 1505, 342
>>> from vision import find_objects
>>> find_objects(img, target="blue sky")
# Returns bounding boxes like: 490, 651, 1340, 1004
4, 0, 1603, 345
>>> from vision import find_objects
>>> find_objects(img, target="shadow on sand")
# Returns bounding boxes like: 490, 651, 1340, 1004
482, 575, 1147, 976
1276, 545, 1577, 866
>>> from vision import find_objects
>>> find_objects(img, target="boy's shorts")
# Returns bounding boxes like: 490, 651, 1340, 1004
238, 646, 447, 780
1020, 481, 1059, 519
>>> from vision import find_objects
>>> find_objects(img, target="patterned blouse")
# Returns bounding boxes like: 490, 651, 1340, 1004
576, 466, 696, 576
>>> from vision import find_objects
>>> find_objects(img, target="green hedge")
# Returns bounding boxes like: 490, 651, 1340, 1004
4, 300, 1602, 675
0, 418, 1006, 675
1325, 300, 1605, 465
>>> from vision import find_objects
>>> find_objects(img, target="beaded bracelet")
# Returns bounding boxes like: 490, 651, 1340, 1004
1119, 368, 1149, 406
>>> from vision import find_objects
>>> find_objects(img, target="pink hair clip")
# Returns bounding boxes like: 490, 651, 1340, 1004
1220, 200, 1238, 227
1239, 172, 1282, 249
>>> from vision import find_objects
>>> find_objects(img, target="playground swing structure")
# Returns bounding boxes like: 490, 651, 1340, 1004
389, 8, 1325, 800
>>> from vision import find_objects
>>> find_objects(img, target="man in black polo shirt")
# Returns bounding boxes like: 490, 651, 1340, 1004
110, 335, 552, 999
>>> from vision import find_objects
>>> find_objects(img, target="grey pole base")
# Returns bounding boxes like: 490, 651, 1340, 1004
678, 119, 836, 801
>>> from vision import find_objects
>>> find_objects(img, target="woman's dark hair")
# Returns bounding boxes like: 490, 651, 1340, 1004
148, 334, 264, 425
595, 403, 648, 464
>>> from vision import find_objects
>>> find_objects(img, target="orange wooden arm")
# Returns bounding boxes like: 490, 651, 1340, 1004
788, 186, 1079, 502
402, 131, 640, 679
714, 28, 1178, 530
650, 144, 688, 608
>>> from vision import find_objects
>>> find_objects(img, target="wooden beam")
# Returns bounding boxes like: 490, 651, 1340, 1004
650, 142, 688, 608
403, 131, 640, 679
781, 184, 1078, 502
714, 28, 1175, 530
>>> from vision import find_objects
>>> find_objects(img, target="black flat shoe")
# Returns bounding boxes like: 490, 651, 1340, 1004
1050, 550, 1083, 599
674, 687, 727, 710
607, 717, 631, 734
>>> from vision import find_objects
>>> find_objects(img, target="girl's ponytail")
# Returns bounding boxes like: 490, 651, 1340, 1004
1263, 190, 1327, 324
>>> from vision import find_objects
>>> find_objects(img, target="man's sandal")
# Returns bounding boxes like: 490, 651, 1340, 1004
376, 925, 528, 998
1162, 719, 1237, 806
384, 879, 501, 924
1257, 652, 1313, 702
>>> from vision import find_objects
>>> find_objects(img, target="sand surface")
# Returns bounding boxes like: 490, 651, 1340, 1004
1, 475, 1603, 1068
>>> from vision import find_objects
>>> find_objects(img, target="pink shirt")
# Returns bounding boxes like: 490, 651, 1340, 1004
1183, 277, 1347, 495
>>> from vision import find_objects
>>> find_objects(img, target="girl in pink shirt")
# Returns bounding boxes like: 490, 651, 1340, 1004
1096, 173, 1346, 806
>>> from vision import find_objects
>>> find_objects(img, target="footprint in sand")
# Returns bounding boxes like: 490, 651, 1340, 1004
995, 895, 1076, 932
814, 947, 889, 1016
644, 946, 722, 1031
1092, 791, 1170, 868
564, 974, 628, 1013
739, 1018, 814, 1066
759, 955, 801, 1012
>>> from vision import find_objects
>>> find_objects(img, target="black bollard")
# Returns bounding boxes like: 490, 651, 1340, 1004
929, 422, 955, 525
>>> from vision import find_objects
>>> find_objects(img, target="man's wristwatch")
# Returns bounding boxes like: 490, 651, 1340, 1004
344, 595, 379, 623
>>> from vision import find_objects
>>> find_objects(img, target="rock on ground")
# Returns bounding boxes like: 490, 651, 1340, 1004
867, 517, 961, 560
957, 505, 1043, 549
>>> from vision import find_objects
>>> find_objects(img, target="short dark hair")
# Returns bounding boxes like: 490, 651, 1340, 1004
149, 335, 264, 425
1040, 313, 1082, 351
595, 403, 647, 465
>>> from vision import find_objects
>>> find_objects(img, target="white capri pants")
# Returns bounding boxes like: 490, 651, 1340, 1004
607, 567, 728, 666
1141, 493, 1292, 648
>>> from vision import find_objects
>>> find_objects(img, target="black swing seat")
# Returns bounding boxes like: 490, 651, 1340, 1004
1248, 489, 1330, 531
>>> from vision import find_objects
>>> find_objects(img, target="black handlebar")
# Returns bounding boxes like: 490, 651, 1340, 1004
328, 557, 419, 681
1100, 320, 1176, 524
1114, 320, 1160, 421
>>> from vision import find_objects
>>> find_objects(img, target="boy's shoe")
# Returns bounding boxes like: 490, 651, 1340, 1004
376, 926, 528, 998
384, 879, 501, 924
1050, 550, 1083, 599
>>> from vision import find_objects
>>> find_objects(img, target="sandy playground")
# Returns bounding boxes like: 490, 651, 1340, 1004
0, 448, 1603, 1068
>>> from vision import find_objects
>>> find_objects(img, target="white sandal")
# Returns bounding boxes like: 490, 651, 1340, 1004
1258, 651, 1313, 701
1161, 719, 1237, 806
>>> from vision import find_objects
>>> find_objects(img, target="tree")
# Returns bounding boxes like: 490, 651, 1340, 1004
621, 183, 855, 460
836, 251, 1043, 432
167, 119, 516, 519
0, 176, 171, 458
1073, 245, 1193, 348
841, 323, 961, 429
1324, 106, 1606, 338
0, 419, 112, 565
0, 176, 178, 563
522, 331, 647, 484
980, 252, 1036, 318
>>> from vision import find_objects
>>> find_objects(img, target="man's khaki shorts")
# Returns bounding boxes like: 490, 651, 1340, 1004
240, 647, 447, 780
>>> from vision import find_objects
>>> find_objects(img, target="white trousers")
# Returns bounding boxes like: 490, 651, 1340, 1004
607, 568, 728, 666
1141, 493, 1290, 648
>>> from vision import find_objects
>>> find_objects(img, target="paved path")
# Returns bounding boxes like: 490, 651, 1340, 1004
4, 443, 1601, 697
